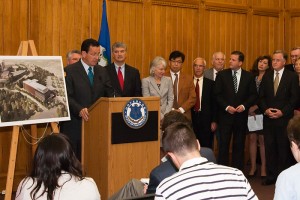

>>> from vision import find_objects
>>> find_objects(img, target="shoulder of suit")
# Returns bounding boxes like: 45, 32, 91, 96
125, 64, 139, 71
64, 62, 82, 73
180, 73, 193, 79
203, 77, 214, 83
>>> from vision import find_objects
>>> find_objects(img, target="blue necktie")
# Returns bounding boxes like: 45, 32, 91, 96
88, 67, 94, 86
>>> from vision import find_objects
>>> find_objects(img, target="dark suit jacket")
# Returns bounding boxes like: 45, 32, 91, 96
146, 147, 216, 194
61, 60, 114, 140
259, 69, 299, 125
105, 63, 142, 97
214, 68, 257, 125
193, 77, 217, 122
285, 64, 295, 72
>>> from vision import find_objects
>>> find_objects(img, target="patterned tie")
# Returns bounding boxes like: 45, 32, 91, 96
173, 73, 179, 109
118, 67, 124, 90
88, 67, 94, 86
233, 71, 238, 93
274, 72, 279, 95
194, 78, 200, 111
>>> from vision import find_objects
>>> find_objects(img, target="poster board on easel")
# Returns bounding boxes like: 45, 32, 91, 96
3, 40, 69, 200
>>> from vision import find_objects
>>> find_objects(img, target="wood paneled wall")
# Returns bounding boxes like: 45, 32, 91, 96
1, 0, 300, 191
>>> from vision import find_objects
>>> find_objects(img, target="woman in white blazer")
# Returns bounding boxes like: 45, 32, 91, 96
142, 56, 174, 119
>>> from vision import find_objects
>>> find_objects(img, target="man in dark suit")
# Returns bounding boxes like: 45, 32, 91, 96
105, 42, 142, 97
191, 57, 217, 148
259, 50, 299, 185
60, 38, 114, 160
285, 47, 300, 71
165, 51, 196, 120
214, 51, 257, 170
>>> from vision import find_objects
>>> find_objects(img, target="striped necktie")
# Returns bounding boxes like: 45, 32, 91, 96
233, 71, 237, 93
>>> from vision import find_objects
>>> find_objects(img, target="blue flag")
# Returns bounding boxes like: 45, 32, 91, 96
98, 0, 111, 66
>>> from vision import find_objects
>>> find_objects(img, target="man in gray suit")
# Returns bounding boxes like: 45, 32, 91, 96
204, 51, 226, 81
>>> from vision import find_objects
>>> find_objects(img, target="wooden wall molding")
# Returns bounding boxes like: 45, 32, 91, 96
286, 8, 300, 17
151, 0, 199, 9
204, 2, 248, 14
252, 7, 280, 17
109, 0, 143, 3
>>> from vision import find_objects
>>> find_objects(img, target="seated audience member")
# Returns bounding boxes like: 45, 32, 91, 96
274, 115, 300, 199
142, 56, 174, 120
147, 111, 216, 194
109, 111, 216, 199
66, 49, 81, 65
155, 122, 257, 200
15, 134, 100, 200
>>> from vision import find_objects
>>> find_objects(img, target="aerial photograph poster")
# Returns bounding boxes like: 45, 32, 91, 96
0, 56, 70, 127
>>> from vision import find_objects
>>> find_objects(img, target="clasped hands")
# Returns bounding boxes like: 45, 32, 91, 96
227, 105, 245, 114
264, 108, 283, 119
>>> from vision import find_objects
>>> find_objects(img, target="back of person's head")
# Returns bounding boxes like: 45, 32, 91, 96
161, 111, 191, 132
81, 38, 99, 53
29, 134, 82, 199
169, 51, 185, 63
287, 115, 300, 149
162, 122, 198, 156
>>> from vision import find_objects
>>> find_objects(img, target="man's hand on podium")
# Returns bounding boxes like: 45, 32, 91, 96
79, 108, 89, 121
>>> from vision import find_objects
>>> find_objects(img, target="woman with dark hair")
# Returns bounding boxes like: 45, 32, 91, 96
274, 115, 300, 199
247, 55, 272, 178
15, 134, 100, 200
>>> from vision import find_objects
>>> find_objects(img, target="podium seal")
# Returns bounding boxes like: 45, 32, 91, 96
123, 98, 148, 129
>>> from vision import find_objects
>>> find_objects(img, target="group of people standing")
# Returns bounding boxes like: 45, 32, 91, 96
14, 37, 300, 199
61, 38, 300, 186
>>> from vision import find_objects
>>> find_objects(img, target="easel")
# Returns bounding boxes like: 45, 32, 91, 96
4, 40, 59, 200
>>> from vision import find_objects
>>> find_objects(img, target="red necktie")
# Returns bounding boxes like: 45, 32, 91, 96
194, 78, 200, 111
118, 67, 124, 90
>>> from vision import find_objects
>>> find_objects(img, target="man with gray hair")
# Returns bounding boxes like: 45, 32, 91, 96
204, 51, 225, 81
285, 47, 300, 71
66, 49, 81, 65
191, 57, 217, 148
259, 49, 299, 185
105, 42, 142, 97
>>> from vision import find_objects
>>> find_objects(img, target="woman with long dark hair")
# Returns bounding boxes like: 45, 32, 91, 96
15, 134, 100, 200
248, 55, 272, 178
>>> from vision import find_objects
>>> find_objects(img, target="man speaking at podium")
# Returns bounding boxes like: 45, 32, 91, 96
61, 38, 114, 161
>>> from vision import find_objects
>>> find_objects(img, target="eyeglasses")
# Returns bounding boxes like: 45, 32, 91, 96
170, 60, 183, 64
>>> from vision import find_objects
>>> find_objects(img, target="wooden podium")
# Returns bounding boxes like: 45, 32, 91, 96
82, 97, 160, 200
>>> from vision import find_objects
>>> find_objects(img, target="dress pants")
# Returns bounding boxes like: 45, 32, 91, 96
191, 110, 213, 148
264, 120, 294, 181
217, 121, 247, 170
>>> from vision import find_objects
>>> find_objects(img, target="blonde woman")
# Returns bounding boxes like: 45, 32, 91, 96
142, 56, 174, 119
